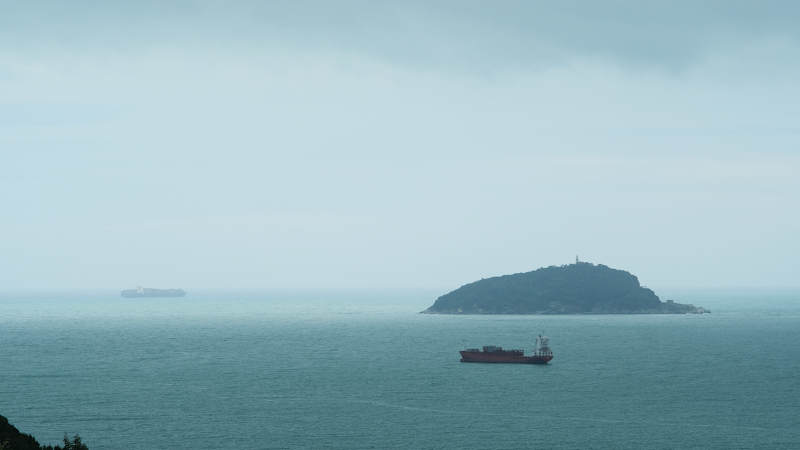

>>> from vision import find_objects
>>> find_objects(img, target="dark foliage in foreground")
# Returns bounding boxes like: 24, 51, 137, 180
0, 415, 87, 450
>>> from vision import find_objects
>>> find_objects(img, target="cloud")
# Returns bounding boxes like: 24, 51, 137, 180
2, 1, 800, 72
1, 1, 799, 289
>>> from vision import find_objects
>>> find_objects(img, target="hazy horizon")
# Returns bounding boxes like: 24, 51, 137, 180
3, 267, 800, 292
2, 1, 799, 290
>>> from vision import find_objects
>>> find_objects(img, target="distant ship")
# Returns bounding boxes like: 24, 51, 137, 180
121, 286, 186, 298
460, 335, 553, 364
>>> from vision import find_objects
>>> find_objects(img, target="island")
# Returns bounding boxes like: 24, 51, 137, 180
422, 261, 708, 314
120, 287, 187, 298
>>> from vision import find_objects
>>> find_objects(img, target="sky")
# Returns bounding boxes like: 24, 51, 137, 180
1, 1, 799, 290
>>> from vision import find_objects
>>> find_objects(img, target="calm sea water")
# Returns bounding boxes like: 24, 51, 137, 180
1, 289, 799, 449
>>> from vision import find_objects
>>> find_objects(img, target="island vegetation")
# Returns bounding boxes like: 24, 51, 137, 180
423, 262, 708, 314
0, 415, 87, 450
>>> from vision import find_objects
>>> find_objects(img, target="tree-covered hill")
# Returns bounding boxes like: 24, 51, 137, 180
0, 415, 87, 450
423, 262, 708, 314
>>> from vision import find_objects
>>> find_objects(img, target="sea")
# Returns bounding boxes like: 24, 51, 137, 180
1, 289, 799, 449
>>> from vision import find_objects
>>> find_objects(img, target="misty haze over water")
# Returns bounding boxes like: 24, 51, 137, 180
2, 1, 800, 449
2, 289, 800, 449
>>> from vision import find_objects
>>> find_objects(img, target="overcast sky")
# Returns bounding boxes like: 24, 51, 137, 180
1, 1, 798, 290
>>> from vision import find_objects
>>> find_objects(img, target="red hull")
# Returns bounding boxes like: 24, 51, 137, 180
460, 350, 552, 364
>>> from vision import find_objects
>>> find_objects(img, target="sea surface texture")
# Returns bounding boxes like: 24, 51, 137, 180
1, 290, 798, 449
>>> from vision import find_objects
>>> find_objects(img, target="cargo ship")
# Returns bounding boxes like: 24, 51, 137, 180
121, 286, 186, 298
460, 335, 553, 364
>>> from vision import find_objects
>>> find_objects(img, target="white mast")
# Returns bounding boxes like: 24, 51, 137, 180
535, 334, 551, 356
